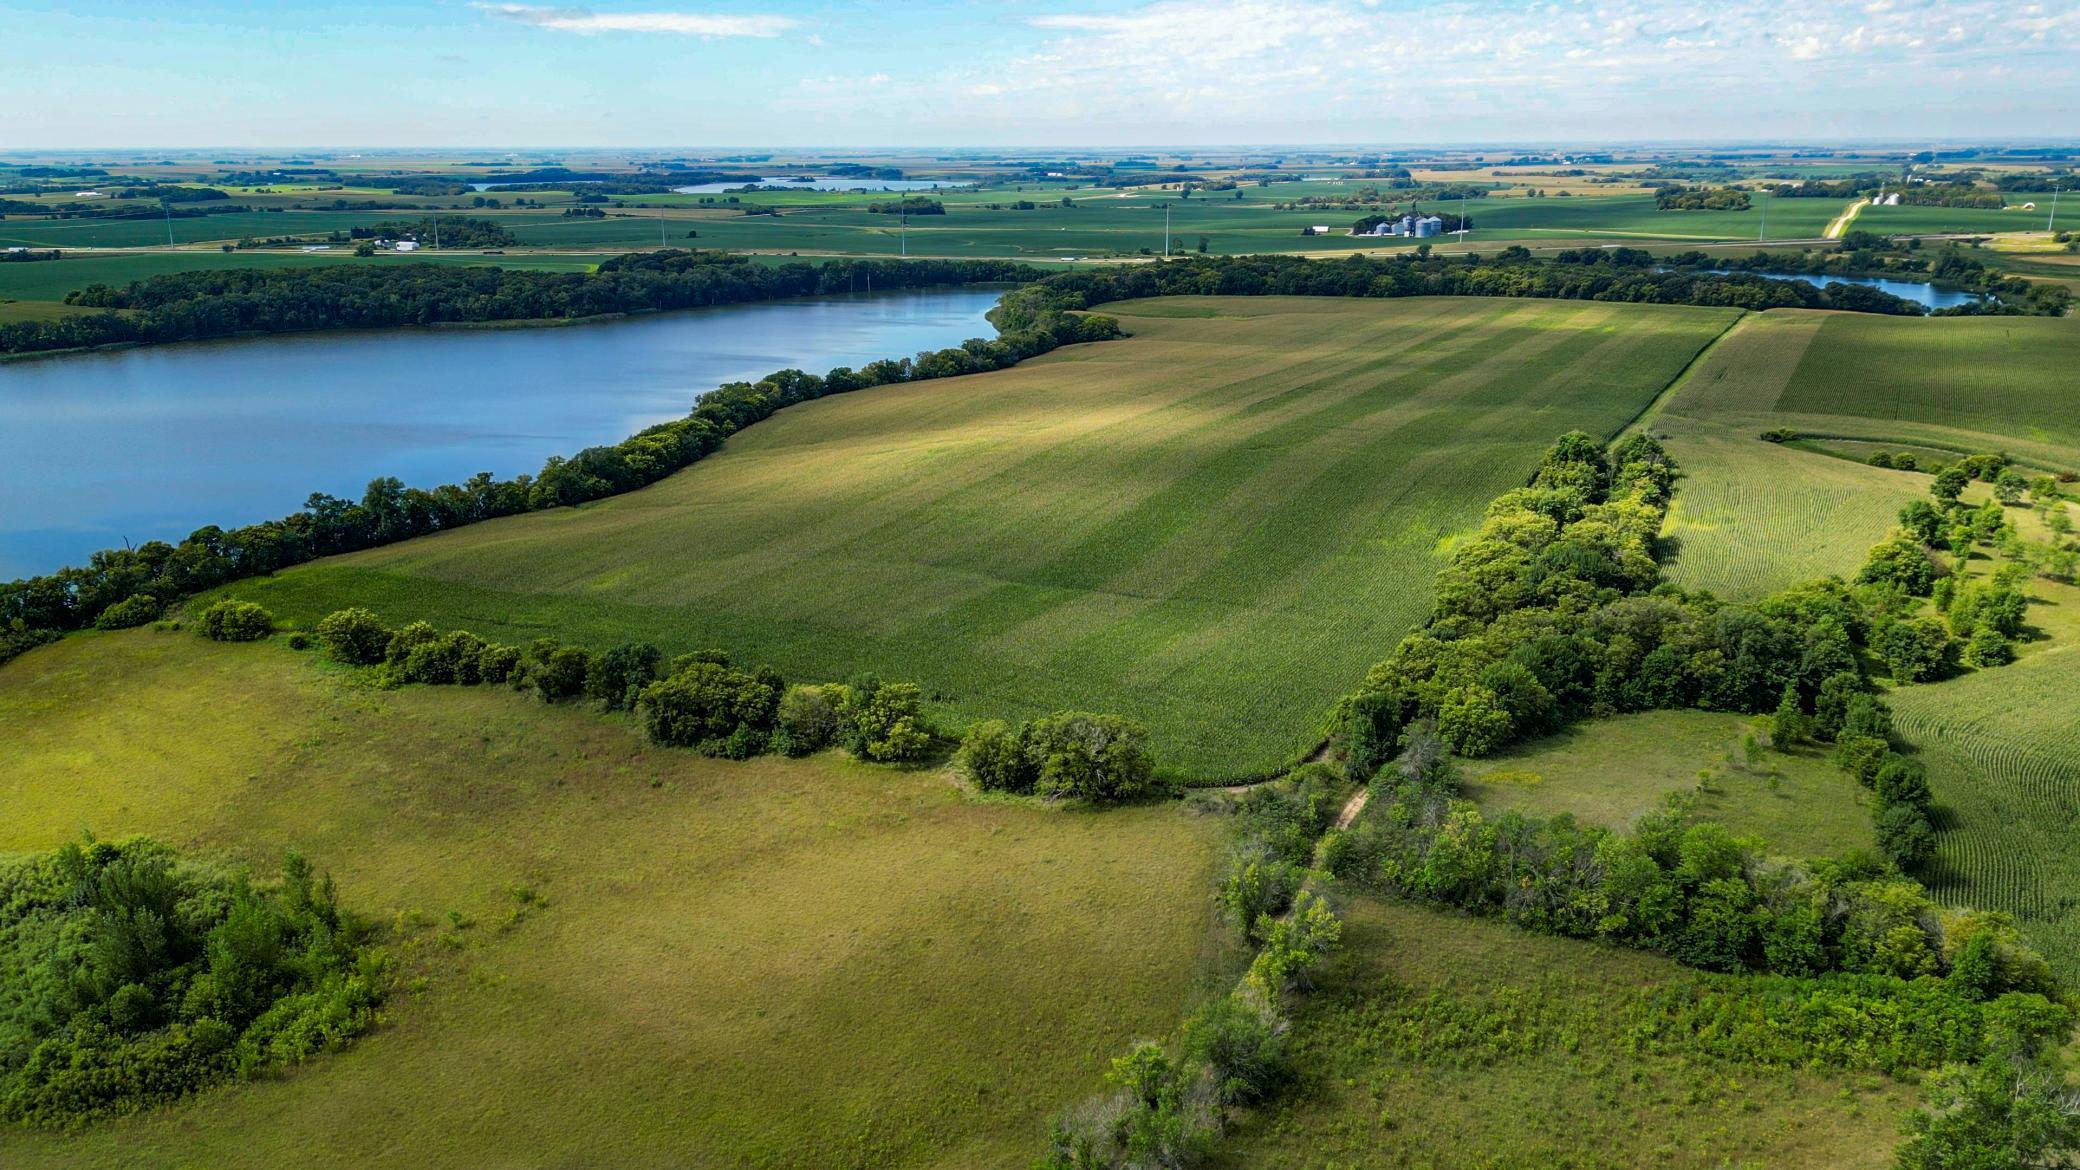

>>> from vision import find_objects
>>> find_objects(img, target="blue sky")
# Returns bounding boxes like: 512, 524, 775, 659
3, 0, 2076, 148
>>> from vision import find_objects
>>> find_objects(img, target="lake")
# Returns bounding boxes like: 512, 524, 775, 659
0, 288, 1004, 579
1697, 269, 1983, 310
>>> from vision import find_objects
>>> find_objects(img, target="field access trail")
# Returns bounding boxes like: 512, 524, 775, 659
220, 296, 1739, 780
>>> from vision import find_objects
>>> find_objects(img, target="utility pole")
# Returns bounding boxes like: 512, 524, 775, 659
2049, 188, 2061, 234
1758, 191, 1768, 241
162, 197, 174, 248
1164, 203, 1171, 257
432, 210, 440, 251
900, 199, 907, 257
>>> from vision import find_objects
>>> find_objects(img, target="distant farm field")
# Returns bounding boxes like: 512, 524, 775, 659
216, 296, 1742, 778
1646, 310, 2080, 598
0, 631, 1229, 1170
1771, 313, 2080, 454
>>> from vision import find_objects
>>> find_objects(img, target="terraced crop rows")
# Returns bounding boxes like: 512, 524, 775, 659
1889, 577, 2080, 979
221, 296, 1740, 779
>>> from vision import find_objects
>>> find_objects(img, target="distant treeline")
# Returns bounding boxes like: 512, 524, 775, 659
0, 272, 1113, 658
0, 248, 59, 262
0, 250, 1041, 356
1032, 248, 1935, 315
1654, 185, 1751, 211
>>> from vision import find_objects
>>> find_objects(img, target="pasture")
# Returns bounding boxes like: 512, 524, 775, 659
0, 630, 1229, 1170
1460, 709, 1877, 859
1212, 897, 1915, 1169
211, 296, 1742, 779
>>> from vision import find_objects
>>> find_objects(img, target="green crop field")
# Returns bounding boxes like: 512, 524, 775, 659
1212, 896, 1914, 1169
1857, 203, 2050, 235
1460, 709, 1878, 859
1467, 193, 1840, 240
0, 249, 604, 305
0, 630, 1229, 1170
1888, 508, 2080, 981
1642, 309, 2078, 598
1770, 313, 2080, 457
210, 295, 1742, 779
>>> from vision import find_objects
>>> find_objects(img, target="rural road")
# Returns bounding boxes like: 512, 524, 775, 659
1825, 198, 1864, 239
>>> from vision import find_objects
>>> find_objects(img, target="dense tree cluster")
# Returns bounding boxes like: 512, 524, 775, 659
312, 607, 935, 764
865, 197, 944, 215
1030, 250, 1932, 315
0, 839, 381, 1125
1654, 185, 1752, 210
1, 263, 1116, 667
0, 248, 59, 262
344, 216, 515, 248
957, 712, 1165, 803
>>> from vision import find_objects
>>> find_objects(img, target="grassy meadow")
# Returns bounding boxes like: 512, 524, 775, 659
0, 630, 1231, 1169
210, 296, 1743, 779
1460, 709, 1878, 860
1211, 896, 1915, 1169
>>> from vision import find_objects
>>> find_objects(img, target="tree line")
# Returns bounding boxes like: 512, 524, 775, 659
0, 274, 1114, 667
3, 251, 1045, 356
1029, 249, 1936, 315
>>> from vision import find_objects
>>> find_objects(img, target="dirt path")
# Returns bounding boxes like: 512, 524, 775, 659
1331, 787, 1369, 832
1825, 198, 1865, 240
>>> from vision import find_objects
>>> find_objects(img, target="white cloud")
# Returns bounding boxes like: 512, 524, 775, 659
895, 0, 2078, 122
472, 3, 798, 37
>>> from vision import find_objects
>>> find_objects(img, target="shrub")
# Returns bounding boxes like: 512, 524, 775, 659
1963, 626, 2015, 668
477, 643, 520, 684
195, 600, 273, 642
636, 660, 780, 748
841, 677, 933, 763
1875, 804, 1936, 870
1024, 712, 1162, 802
285, 632, 311, 651
384, 619, 440, 664
958, 719, 1037, 792
315, 607, 391, 665
586, 643, 662, 711
1874, 617, 1956, 682
774, 683, 845, 756
93, 593, 161, 630
522, 642, 593, 702
1180, 993, 1289, 1106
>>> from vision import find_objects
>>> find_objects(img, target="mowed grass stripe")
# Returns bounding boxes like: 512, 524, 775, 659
220, 297, 1738, 777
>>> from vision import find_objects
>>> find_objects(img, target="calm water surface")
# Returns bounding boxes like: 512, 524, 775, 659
0, 288, 1002, 578
1698, 269, 1984, 309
